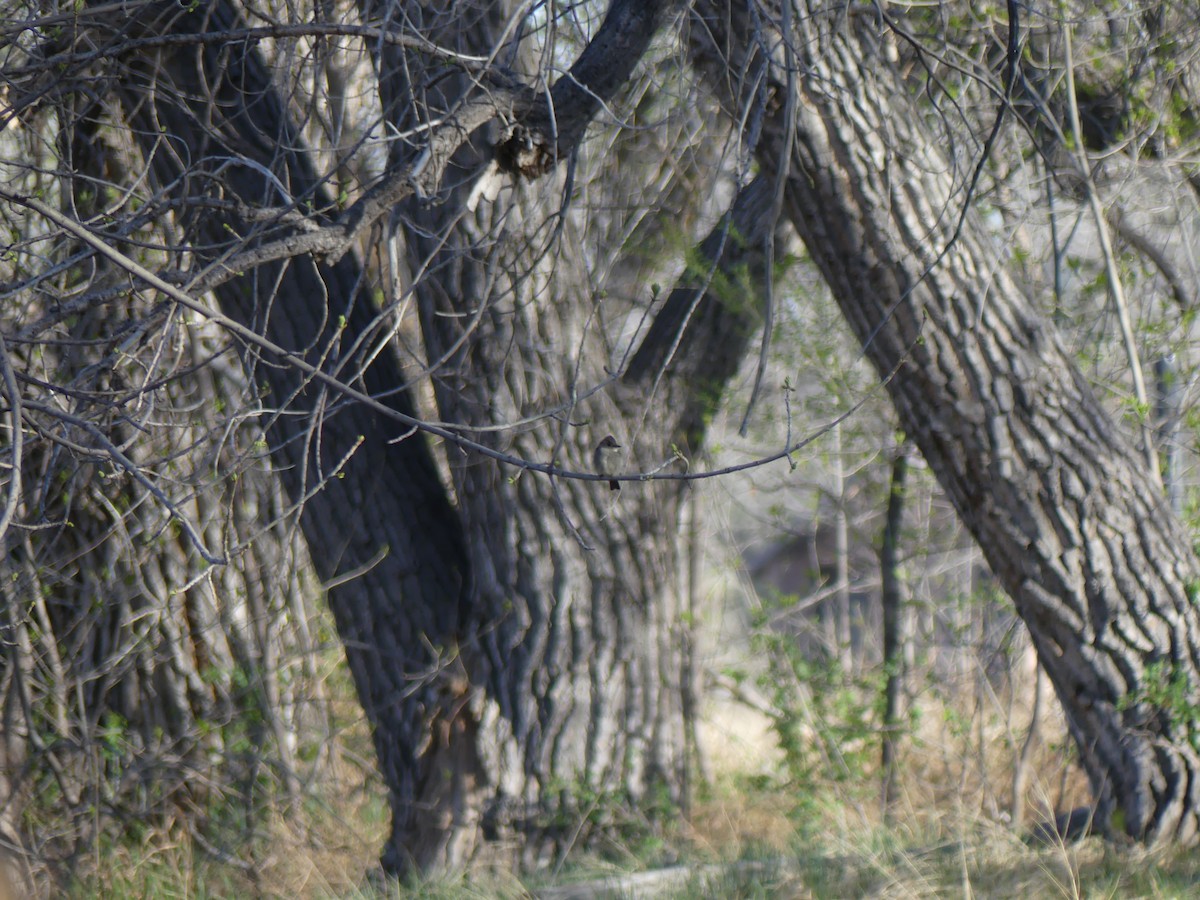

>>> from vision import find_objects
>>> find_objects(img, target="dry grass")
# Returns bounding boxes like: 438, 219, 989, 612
649, 692, 1200, 899
54, 683, 1200, 899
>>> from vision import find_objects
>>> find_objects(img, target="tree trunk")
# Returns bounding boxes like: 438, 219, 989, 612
74, 0, 776, 874
99, 0, 472, 875
880, 448, 909, 817
0, 36, 326, 870
371, 3, 782, 868
693, 1, 1200, 844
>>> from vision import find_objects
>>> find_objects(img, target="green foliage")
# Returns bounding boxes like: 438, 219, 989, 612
1119, 660, 1200, 750
537, 774, 679, 867
752, 623, 887, 823
1187, 580, 1200, 607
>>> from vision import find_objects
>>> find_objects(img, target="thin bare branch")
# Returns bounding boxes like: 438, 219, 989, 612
0, 330, 22, 547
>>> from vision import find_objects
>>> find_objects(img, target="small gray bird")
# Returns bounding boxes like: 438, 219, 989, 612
593, 435, 622, 491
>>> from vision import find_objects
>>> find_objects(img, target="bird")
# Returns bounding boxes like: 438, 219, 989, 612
593, 435, 622, 491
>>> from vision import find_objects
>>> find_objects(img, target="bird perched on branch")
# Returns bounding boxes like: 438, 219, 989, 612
593, 435, 622, 491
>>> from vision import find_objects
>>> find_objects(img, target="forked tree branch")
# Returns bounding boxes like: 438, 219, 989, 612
7, 0, 679, 286
3, 185, 891, 490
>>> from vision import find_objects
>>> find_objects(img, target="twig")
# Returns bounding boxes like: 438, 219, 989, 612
738, 0, 795, 437
0, 330, 22, 548
23, 401, 224, 565
1062, 20, 1158, 480
1106, 206, 1195, 312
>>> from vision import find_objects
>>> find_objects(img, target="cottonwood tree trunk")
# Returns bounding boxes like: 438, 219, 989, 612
59, 0, 771, 875
0, 33, 326, 873
389, 169, 782, 869
370, 3, 781, 870
2, 335, 320, 851
102, 0, 475, 876
693, 1, 1200, 843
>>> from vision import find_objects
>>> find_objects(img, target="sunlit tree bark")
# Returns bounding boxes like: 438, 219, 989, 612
692, 0, 1200, 843
0, 0, 784, 876
370, 4, 784, 869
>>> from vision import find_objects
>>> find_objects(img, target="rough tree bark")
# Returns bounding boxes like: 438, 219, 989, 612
371, 2, 781, 870
48, 0, 772, 875
100, 0, 478, 875
0, 20, 325, 874
693, 1, 1200, 843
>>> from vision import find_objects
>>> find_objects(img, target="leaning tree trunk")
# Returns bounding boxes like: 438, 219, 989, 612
95, 0, 471, 874
693, 1, 1200, 843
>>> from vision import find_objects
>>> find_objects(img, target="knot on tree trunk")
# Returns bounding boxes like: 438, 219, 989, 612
495, 124, 555, 179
